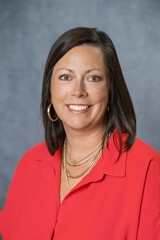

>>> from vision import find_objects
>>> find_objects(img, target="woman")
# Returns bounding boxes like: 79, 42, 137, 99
0, 27, 160, 239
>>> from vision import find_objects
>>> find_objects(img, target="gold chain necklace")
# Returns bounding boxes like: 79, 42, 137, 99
63, 134, 110, 190
66, 152, 98, 167
66, 146, 102, 179
67, 142, 102, 166
63, 140, 102, 189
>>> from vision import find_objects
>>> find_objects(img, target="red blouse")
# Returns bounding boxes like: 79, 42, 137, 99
0, 133, 160, 240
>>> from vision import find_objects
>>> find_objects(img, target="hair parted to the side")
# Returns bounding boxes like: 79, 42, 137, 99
41, 27, 136, 156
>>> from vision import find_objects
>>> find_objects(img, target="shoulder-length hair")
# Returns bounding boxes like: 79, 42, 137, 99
41, 27, 136, 155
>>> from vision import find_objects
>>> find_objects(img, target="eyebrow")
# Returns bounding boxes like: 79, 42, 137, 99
55, 68, 104, 74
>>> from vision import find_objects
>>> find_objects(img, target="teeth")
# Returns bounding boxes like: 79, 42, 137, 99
68, 105, 89, 111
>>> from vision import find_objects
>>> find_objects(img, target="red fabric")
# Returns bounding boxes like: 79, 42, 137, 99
0, 134, 160, 240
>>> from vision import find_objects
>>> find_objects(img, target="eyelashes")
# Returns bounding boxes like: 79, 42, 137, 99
59, 75, 71, 81
88, 76, 101, 82
59, 74, 102, 82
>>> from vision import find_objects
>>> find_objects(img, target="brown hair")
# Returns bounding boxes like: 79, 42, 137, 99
41, 27, 136, 155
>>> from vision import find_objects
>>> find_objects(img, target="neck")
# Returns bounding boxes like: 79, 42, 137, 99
64, 126, 106, 161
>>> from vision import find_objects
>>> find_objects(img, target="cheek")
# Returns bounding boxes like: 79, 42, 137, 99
93, 86, 109, 105
51, 82, 66, 102
100, 83, 109, 104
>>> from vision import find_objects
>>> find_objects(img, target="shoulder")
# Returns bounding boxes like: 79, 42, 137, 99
126, 137, 160, 176
23, 142, 51, 160
11, 142, 57, 181
130, 138, 159, 160
12, 142, 52, 177
19, 142, 56, 165
3, 143, 59, 205
113, 130, 159, 165
0, 143, 60, 234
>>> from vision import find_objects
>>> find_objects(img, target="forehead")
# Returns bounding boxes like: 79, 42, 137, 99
53, 45, 107, 71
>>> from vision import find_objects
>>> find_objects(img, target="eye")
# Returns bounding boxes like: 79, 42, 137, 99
88, 76, 101, 82
59, 75, 71, 81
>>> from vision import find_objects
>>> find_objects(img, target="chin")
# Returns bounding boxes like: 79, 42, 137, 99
63, 120, 91, 132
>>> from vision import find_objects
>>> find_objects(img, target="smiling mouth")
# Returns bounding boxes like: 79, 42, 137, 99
67, 105, 91, 111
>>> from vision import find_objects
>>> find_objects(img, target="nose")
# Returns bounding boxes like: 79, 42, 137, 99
71, 80, 88, 98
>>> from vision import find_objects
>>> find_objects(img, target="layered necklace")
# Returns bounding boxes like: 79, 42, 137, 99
63, 134, 110, 190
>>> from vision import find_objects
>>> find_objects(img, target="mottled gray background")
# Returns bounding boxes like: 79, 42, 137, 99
0, 0, 160, 217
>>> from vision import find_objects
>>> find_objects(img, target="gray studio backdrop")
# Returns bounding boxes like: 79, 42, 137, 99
0, 0, 160, 212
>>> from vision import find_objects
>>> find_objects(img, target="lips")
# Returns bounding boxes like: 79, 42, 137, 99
66, 104, 91, 113
68, 105, 90, 111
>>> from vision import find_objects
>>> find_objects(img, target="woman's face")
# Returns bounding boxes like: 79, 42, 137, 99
51, 45, 109, 134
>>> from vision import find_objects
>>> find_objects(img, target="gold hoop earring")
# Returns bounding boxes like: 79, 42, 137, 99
47, 103, 58, 122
